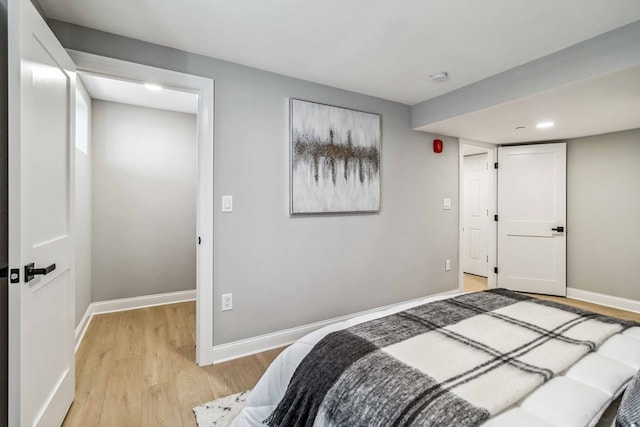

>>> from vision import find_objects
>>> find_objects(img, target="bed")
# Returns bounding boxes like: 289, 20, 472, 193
232, 289, 640, 427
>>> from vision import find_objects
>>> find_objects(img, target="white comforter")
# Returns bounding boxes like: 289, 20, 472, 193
232, 292, 640, 427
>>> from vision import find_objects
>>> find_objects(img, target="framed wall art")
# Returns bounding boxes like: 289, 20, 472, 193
290, 99, 381, 214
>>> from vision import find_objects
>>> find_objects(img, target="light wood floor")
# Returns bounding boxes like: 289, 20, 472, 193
65, 281, 639, 426
62, 302, 284, 427
463, 273, 640, 322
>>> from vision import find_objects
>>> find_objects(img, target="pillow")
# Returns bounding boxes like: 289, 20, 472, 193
616, 370, 640, 427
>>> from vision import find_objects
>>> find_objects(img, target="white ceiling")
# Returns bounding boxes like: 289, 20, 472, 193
79, 72, 198, 114
419, 65, 640, 144
40, 0, 640, 106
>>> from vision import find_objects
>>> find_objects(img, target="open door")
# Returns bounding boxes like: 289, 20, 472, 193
497, 143, 566, 296
463, 153, 489, 277
8, 0, 76, 425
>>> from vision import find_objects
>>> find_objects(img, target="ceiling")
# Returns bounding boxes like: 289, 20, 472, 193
419, 65, 640, 144
39, 0, 640, 106
79, 72, 198, 114
41, 1, 640, 144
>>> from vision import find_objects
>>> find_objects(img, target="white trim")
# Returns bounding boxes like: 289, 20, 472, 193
67, 50, 215, 366
74, 305, 93, 353
74, 289, 197, 352
567, 287, 640, 314
88, 289, 196, 315
210, 289, 460, 364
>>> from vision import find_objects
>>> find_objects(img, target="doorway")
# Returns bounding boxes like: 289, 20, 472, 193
463, 152, 489, 278
79, 72, 198, 301
69, 51, 215, 366
458, 139, 497, 291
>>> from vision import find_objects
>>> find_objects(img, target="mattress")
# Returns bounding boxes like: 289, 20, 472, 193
232, 292, 640, 427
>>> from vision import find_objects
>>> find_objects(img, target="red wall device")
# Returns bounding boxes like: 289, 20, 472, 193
433, 139, 443, 153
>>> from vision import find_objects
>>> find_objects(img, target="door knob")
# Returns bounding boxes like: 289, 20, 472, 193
551, 226, 564, 233
24, 262, 56, 283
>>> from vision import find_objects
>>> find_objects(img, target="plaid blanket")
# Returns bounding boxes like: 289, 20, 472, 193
266, 289, 637, 426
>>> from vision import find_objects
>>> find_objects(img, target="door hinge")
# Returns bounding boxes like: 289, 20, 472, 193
10, 268, 20, 284
198, 236, 201, 245
494, 267, 498, 274
494, 214, 498, 221
494, 162, 498, 169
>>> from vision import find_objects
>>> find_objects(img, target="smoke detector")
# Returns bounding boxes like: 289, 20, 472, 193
429, 72, 449, 82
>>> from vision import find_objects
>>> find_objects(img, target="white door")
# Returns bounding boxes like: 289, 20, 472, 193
497, 143, 566, 296
8, 0, 76, 425
463, 153, 488, 277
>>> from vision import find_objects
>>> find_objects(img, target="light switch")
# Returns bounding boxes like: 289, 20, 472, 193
222, 195, 233, 212
443, 198, 451, 210
221, 293, 233, 311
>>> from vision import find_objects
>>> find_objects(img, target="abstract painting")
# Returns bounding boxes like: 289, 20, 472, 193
290, 99, 381, 214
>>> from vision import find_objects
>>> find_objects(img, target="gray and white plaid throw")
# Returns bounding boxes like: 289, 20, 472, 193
266, 289, 637, 427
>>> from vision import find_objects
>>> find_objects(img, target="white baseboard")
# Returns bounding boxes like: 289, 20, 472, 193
74, 305, 94, 353
74, 289, 196, 352
567, 287, 640, 314
209, 289, 460, 365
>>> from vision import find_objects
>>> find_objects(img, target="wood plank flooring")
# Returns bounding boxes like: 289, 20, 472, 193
463, 273, 640, 322
62, 303, 284, 427
65, 280, 638, 426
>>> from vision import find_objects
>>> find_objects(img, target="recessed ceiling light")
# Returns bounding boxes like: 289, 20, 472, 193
144, 83, 163, 91
536, 121, 554, 129
429, 72, 449, 82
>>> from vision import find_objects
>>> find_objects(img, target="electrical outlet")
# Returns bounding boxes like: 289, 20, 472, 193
221, 293, 233, 311
445, 259, 451, 271
443, 198, 451, 210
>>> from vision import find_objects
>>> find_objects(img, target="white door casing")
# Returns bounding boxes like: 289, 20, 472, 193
463, 153, 488, 277
67, 50, 215, 366
8, 0, 76, 425
497, 143, 567, 296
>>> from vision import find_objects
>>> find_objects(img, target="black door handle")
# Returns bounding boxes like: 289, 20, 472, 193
24, 262, 56, 283
551, 226, 564, 233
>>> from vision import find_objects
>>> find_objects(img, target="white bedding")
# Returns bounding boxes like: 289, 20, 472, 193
232, 292, 640, 427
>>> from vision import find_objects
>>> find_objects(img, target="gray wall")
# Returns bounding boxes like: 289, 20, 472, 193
91, 101, 197, 301
50, 21, 460, 345
567, 129, 640, 301
1, 0, 8, 421
74, 79, 92, 324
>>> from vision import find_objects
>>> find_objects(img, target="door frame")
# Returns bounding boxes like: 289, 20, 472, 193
458, 139, 497, 291
68, 50, 215, 365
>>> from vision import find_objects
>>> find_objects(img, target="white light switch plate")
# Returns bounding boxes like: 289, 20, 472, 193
222, 195, 233, 212
443, 198, 451, 210
222, 293, 233, 311
445, 259, 451, 271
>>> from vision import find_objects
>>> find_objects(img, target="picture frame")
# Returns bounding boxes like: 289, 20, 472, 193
290, 99, 381, 214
